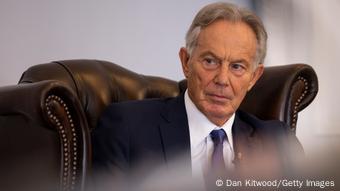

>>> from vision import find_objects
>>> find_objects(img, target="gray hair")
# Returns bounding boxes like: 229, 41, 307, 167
185, 2, 267, 66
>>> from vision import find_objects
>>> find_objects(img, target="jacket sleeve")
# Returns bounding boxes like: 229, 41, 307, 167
91, 104, 130, 179
281, 122, 305, 175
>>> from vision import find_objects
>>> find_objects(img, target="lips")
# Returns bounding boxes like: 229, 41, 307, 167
206, 93, 231, 103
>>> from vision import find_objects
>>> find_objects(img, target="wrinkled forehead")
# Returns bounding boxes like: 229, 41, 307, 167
194, 20, 257, 60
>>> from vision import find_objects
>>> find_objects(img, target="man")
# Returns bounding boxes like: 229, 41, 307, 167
92, 2, 302, 189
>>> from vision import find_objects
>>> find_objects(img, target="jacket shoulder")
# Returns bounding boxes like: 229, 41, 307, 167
236, 110, 288, 133
236, 110, 304, 161
101, 97, 174, 123
105, 97, 169, 113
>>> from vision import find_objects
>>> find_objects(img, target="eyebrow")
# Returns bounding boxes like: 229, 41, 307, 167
232, 59, 249, 65
199, 51, 251, 66
199, 51, 223, 61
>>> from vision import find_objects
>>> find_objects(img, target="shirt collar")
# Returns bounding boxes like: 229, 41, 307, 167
184, 90, 235, 150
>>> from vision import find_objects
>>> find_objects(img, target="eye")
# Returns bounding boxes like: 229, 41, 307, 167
229, 62, 246, 75
202, 57, 219, 69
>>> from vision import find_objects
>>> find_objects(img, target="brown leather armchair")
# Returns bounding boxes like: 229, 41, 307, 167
0, 59, 318, 191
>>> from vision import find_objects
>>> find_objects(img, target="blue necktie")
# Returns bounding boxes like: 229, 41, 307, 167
210, 129, 227, 175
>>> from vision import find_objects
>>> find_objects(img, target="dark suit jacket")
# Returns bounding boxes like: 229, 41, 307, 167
92, 93, 303, 178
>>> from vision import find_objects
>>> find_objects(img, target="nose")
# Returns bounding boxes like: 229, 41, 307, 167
213, 64, 230, 87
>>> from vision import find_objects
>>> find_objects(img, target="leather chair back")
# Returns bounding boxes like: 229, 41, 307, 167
20, 60, 180, 131
20, 59, 318, 131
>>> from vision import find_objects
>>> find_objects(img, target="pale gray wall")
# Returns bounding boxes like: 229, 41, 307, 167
0, 0, 251, 86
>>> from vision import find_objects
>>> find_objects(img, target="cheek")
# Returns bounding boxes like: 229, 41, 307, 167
230, 76, 253, 97
187, 69, 203, 97
196, 69, 216, 87
190, 67, 212, 89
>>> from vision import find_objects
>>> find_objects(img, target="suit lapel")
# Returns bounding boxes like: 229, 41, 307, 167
232, 112, 262, 167
232, 111, 286, 175
158, 94, 191, 170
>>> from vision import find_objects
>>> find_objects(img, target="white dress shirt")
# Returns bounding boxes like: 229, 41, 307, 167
184, 90, 235, 181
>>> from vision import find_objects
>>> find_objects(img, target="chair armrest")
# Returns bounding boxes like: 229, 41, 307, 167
0, 80, 90, 191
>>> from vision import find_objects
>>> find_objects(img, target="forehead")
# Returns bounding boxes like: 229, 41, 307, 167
195, 20, 257, 60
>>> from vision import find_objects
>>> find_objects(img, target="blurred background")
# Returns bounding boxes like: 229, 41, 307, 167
0, 0, 339, 157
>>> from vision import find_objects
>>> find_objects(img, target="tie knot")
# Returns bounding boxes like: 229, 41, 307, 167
210, 129, 226, 145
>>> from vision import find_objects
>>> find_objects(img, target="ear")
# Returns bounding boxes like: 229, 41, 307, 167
247, 64, 264, 91
179, 47, 190, 78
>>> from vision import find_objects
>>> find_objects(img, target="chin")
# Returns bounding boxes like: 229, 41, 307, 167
206, 107, 234, 121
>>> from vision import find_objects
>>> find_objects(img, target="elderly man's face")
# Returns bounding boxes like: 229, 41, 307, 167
180, 20, 264, 126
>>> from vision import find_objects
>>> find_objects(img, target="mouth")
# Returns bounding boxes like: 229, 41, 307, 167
206, 93, 231, 103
